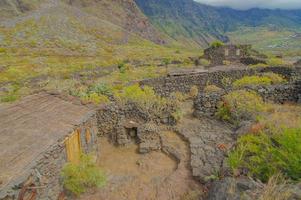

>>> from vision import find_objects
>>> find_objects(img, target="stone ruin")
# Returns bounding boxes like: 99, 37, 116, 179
203, 44, 267, 66
1, 65, 301, 200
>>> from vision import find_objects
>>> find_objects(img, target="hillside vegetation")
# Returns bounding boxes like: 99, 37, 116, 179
135, 0, 301, 53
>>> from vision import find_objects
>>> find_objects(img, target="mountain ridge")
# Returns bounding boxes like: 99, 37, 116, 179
135, 0, 301, 48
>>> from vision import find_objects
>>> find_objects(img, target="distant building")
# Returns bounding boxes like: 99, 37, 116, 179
203, 44, 257, 66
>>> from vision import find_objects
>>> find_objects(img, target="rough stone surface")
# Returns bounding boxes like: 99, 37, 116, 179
137, 123, 161, 153
194, 91, 225, 117
207, 177, 261, 200
176, 117, 234, 183
203, 44, 251, 66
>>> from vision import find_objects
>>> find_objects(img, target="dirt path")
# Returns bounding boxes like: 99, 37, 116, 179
176, 101, 234, 183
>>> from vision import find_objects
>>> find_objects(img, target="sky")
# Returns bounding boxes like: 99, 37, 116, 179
194, 0, 301, 10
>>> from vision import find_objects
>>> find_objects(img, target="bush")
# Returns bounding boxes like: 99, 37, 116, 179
89, 83, 112, 96
170, 91, 187, 103
61, 154, 106, 196
204, 85, 222, 93
115, 84, 170, 117
216, 90, 266, 124
189, 85, 199, 98
262, 72, 286, 84
199, 59, 210, 67
172, 109, 183, 122
233, 75, 272, 88
267, 58, 284, 66
80, 93, 110, 105
223, 60, 231, 65
117, 61, 127, 73
0, 47, 6, 53
210, 41, 224, 48
228, 128, 301, 182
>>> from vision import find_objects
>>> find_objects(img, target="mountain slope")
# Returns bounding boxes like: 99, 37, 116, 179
0, 0, 177, 57
135, 0, 301, 50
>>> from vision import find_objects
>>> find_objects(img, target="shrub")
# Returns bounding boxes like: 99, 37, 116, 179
115, 84, 169, 117
61, 154, 106, 196
89, 83, 112, 96
228, 128, 301, 182
223, 60, 231, 65
216, 90, 266, 124
189, 85, 199, 98
170, 91, 187, 103
117, 61, 127, 73
204, 85, 222, 93
80, 93, 110, 105
162, 58, 171, 66
210, 41, 224, 48
0, 93, 18, 103
172, 109, 183, 122
199, 59, 210, 67
267, 58, 284, 66
262, 72, 286, 84
233, 75, 272, 88
0, 47, 6, 53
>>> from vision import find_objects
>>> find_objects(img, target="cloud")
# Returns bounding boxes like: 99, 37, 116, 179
194, 0, 301, 10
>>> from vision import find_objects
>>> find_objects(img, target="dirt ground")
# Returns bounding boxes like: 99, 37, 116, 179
78, 132, 203, 200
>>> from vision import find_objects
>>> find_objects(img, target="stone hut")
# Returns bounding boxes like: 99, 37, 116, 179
0, 93, 98, 200
203, 44, 251, 66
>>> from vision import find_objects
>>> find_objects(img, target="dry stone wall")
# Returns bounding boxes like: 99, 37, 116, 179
194, 82, 301, 118
140, 67, 299, 97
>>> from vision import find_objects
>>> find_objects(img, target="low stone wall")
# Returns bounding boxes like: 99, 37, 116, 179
1, 114, 98, 200
193, 82, 301, 118
140, 66, 299, 97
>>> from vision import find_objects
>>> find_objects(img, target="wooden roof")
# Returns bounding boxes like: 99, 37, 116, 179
0, 93, 94, 191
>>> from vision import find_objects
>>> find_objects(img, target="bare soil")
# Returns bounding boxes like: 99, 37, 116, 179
78, 131, 202, 200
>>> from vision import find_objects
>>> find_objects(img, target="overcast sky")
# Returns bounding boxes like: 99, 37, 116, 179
194, 0, 301, 10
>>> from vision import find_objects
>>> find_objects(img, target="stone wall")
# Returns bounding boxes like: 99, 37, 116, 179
140, 66, 299, 97
96, 103, 174, 146
1, 113, 98, 200
193, 82, 301, 118
203, 44, 250, 66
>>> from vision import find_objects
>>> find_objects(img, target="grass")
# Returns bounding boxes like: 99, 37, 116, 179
259, 174, 292, 200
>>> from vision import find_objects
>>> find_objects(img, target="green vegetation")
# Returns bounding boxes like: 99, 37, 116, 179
199, 59, 210, 67
263, 72, 287, 84
267, 58, 284, 66
228, 128, 301, 182
61, 154, 106, 196
210, 41, 224, 48
228, 27, 301, 57
204, 85, 223, 93
233, 73, 286, 88
233, 76, 272, 88
216, 90, 266, 124
115, 84, 169, 117
189, 85, 199, 98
